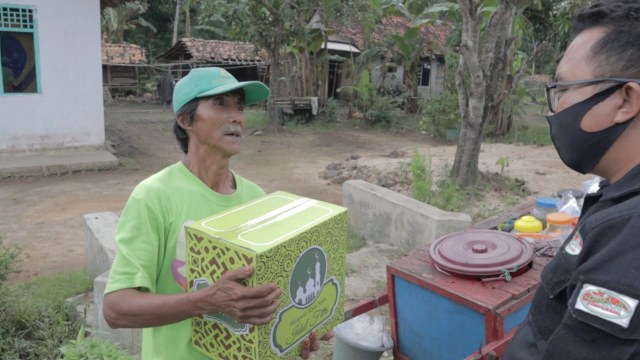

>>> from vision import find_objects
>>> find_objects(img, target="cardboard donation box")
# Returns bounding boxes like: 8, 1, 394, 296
186, 191, 347, 360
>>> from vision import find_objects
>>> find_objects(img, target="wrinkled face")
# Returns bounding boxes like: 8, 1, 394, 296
189, 93, 245, 157
554, 27, 620, 131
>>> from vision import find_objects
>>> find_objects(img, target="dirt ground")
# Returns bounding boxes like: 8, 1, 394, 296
0, 102, 591, 284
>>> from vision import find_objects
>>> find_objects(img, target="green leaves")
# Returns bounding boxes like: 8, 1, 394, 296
101, 1, 155, 43
391, 28, 422, 60
59, 327, 133, 360
423, 2, 460, 20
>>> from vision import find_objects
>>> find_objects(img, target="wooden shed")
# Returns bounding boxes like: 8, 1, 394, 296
102, 42, 146, 97
155, 38, 269, 84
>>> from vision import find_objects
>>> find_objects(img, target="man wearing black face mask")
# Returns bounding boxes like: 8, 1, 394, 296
503, 1, 640, 359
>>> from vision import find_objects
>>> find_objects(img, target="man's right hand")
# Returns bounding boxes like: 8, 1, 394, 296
195, 266, 281, 325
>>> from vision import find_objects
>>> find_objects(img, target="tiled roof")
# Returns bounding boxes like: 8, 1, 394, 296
102, 43, 147, 64
156, 38, 268, 64
331, 16, 451, 57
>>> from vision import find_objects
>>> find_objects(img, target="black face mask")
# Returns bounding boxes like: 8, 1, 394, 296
546, 83, 630, 174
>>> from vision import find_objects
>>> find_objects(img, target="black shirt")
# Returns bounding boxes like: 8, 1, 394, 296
504, 164, 640, 360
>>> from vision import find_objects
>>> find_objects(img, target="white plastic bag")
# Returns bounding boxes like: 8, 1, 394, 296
558, 193, 581, 218
582, 176, 603, 195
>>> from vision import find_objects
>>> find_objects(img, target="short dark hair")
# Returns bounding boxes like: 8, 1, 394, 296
172, 89, 246, 154
572, 0, 640, 78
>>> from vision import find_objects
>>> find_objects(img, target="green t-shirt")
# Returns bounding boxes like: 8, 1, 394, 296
105, 162, 266, 360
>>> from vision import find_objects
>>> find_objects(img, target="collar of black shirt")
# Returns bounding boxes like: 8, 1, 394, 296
598, 163, 640, 201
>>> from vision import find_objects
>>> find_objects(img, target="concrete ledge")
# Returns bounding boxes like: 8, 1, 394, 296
84, 211, 142, 355
94, 271, 142, 355
84, 212, 119, 280
342, 180, 472, 250
0, 148, 119, 178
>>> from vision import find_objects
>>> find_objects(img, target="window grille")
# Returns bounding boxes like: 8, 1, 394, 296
0, 6, 34, 31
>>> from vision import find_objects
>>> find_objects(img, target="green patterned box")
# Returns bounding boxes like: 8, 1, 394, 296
186, 191, 347, 360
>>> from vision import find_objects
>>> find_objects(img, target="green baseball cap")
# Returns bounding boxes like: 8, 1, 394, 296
172, 67, 269, 112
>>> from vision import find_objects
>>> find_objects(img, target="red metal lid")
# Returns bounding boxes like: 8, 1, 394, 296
429, 229, 534, 278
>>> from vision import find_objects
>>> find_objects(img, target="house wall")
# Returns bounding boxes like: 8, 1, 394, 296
0, 0, 105, 151
369, 56, 445, 101
370, 60, 405, 94
418, 58, 445, 99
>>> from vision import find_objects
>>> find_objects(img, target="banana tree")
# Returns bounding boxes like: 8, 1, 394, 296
101, 1, 156, 43
383, 0, 439, 115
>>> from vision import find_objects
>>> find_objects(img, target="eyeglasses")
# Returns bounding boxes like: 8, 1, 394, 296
545, 78, 640, 113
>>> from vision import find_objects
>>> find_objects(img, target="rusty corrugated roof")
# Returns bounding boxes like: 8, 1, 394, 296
331, 16, 451, 57
102, 43, 147, 64
156, 38, 268, 64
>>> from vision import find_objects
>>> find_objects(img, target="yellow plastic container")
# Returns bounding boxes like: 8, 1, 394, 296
513, 215, 544, 233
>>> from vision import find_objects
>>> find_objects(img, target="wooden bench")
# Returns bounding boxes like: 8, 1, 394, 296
274, 96, 318, 117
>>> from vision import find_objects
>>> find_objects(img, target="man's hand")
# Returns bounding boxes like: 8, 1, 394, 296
299, 330, 334, 359
196, 266, 281, 324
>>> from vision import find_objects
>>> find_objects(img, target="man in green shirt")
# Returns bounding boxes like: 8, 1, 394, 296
103, 67, 322, 359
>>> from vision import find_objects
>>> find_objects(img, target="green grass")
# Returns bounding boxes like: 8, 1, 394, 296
347, 229, 367, 253
408, 162, 531, 223
500, 124, 552, 146
0, 238, 128, 359
282, 118, 339, 133
244, 109, 268, 130
13, 270, 92, 308
0, 254, 93, 360
117, 156, 140, 169
411, 150, 432, 202
489, 115, 552, 146
60, 327, 133, 360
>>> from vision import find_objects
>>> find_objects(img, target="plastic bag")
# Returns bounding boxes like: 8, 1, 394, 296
558, 193, 581, 218
582, 176, 603, 195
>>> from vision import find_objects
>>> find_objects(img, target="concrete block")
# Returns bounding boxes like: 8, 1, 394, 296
84, 212, 119, 279
342, 180, 472, 250
94, 271, 142, 355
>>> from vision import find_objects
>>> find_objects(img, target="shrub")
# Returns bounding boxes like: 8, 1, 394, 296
0, 240, 94, 360
59, 327, 133, 360
411, 150, 432, 202
365, 97, 404, 127
0, 237, 19, 285
419, 91, 461, 138
320, 98, 340, 124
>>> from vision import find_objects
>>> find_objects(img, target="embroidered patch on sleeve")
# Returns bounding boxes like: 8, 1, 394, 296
575, 284, 638, 328
565, 230, 583, 255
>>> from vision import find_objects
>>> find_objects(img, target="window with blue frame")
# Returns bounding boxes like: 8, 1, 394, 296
1, 4, 40, 94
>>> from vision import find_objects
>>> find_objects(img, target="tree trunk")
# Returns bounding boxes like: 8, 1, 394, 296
489, 40, 547, 136
266, 48, 285, 130
452, 0, 519, 186
172, 0, 182, 45
483, 5, 517, 137
318, 34, 329, 106
404, 60, 420, 115
185, 1, 191, 38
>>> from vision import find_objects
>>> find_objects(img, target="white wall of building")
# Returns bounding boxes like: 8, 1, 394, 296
0, 0, 105, 151
370, 58, 445, 100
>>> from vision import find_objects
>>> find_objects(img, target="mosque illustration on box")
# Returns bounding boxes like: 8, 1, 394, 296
290, 247, 327, 308
293, 254, 323, 306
